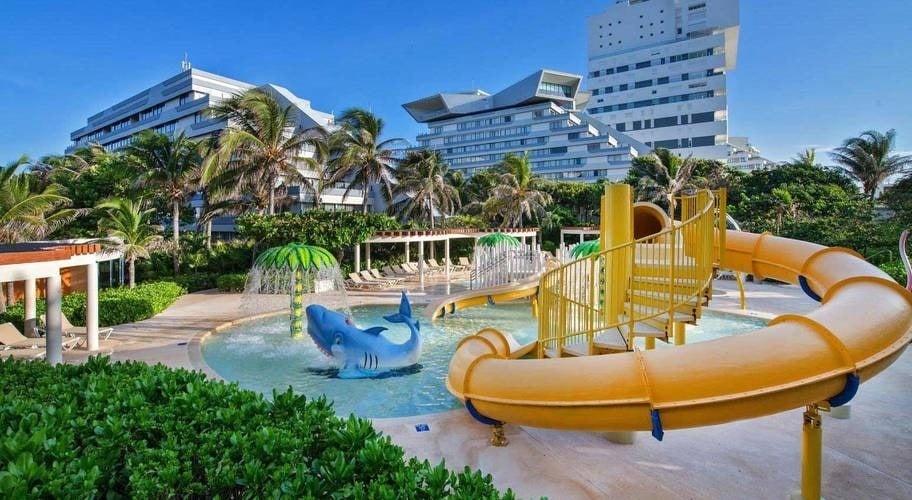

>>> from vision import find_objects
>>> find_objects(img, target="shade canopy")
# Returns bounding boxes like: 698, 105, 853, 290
255, 243, 337, 271
570, 239, 601, 259
477, 233, 521, 248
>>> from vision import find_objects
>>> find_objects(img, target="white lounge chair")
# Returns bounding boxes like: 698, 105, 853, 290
0, 322, 82, 354
346, 273, 382, 290
40, 313, 113, 341
370, 268, 404, 284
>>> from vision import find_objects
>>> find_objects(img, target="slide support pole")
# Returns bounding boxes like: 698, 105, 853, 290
644, 337, 656, 350
801, 404, 823, 500
673, 321, 686, 346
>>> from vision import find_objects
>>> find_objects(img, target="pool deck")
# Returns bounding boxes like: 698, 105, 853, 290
58, 279, 911, 499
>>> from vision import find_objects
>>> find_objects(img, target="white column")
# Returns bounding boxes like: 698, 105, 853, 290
45, 274, 63, 365
86, 261, 99, 351
560, 230, 565, 248
404, 242, 410, 263
366, 243, 372, 271
445, 238, 451, 282
354, 244, 361, 272
580, 233, 584, 244
23, 278, 36, 337
418, 241, 425, 290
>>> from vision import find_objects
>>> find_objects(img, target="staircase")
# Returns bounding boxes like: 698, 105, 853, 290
537, 189, 724, 358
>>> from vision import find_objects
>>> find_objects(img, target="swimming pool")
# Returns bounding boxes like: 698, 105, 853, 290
201, 304, 766, 418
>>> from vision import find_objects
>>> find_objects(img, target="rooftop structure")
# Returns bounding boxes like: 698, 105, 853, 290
404, 69, 650, 181
586, 0, 740, 160
726, 136, 776, 171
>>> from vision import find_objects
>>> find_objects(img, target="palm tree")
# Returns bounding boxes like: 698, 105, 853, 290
203, 90, 310, 215
629, 148, 697, 212
792, 148, 817, 167
0, 156, 82, 243
831, 129, 912, 200
770, 187, 798, 233
300, 128, 343, 210
392, 150, 460, 227
96, 198, 163, 288
483, 153, 552, 228
333, 108, 404, 213
127, 130, 203, 274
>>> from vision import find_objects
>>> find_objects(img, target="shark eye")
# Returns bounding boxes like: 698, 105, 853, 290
334, 335, 342, 344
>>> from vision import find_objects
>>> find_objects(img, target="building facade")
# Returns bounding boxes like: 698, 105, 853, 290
66, 68, 365, 218
403, 69, 650, 182
726, 136, 775, 171
586, 0, 739, 160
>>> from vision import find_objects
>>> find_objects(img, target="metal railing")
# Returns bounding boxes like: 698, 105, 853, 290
471, 243, 544, 290
537, 190, 721, 358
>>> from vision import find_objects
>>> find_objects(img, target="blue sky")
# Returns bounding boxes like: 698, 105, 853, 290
1, 0, 909, 163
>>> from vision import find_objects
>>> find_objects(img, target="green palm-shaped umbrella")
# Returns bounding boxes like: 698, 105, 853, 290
255, 243, 337, 337
570, 239, 601, 259
477, 232, 521, 248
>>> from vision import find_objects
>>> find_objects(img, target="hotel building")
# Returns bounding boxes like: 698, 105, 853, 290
586, 0, 740, 160
404, 69, 649, 181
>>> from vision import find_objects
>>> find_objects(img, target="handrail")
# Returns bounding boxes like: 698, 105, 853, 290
537, 189, 721, 358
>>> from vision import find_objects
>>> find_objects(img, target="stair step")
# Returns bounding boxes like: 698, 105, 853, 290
624, 302, 697, 324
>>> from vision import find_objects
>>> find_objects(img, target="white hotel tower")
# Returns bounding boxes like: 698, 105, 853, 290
586, 0, 740, 160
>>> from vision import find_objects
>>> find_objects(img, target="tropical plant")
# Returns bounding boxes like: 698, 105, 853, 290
96, 198, 163, 288
625, 148, 697, 212
127, 130, 204, 274
391, 149, 460, 227
483, 153, 551, 228
831, 129, 912, 200
333, 108, 405, 213
299, 127, 343, 210
0, 156, 82, 243
203, 89, 310, 215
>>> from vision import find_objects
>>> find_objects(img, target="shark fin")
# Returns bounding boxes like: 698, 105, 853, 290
399, 291, 412, 318
383, 313, 405, 324
363, 326, 387, 335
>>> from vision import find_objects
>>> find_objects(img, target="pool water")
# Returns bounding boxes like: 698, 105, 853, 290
201, 305, 765, 418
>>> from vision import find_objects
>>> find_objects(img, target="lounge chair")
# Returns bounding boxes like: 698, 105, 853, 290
394, 263, 418, 276
459, 257, 473, 269
370, 268, 404, 284
383, 265, 408, 277
346, 273, 381, 290
446, 257, 469, 272
359, 270, 398, 287
40, 313, 114, 341
401, 262, 420, 274
0, 322, 82, 353
423, 260, 444, 274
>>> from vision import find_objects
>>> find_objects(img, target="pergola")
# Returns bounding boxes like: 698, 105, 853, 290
359, 228, 539, 288
0, 242, 121, 364
559, 226, 600, 247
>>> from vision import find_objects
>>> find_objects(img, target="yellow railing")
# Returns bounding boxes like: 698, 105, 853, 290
537, 189, 722, 358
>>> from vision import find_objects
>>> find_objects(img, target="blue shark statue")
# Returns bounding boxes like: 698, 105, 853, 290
305, 292, 422, 379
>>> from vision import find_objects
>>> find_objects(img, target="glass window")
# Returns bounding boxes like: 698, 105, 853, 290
633, 121, 642, 131
657, 76, 670, 85
615, 123, 626, 131
616, 65, 629, 73
635, 79, 652, 89
636, 61, 651, 69
619, 84, 629, 91
691, 112, 714, 123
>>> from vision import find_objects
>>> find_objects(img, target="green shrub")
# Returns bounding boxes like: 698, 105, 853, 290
171, 272, 219, 292
216, 273, 248, 292
0, 282, 186, 329
879, 261, 907, 284
0, 357, 512, 498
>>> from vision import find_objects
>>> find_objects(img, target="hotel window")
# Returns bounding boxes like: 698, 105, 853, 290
179, 93, 191, 106
636, 61, 651, 69
619, 84, 629, 91
538, 82, 573, 97
635, 79, 652, 89
194, 112, 205, 124
657, 76, 670, 85
616, 65, 629, 73
139, 104, 163, 121
615, 123, 626, 132
633, 121, 642, 131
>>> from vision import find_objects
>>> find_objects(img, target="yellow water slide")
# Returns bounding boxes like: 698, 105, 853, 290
424, 277, 541, 320
446, 203, 912, 436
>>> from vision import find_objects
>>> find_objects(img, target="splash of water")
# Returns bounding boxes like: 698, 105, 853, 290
242, 265, 351, 334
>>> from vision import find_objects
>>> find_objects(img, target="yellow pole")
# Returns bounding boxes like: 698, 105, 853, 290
801, 405, 823, 500
673, 321, 686, 346
601, 184, 633, 324
645, 337, 656, 350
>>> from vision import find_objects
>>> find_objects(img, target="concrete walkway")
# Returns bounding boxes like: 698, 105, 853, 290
62, 280, 911, 499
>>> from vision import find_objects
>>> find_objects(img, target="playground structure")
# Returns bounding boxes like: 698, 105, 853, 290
445, 184, 912, 500
470, 232, 544, 290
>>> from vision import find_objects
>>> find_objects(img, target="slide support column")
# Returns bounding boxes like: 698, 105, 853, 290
801, 404, 823, 500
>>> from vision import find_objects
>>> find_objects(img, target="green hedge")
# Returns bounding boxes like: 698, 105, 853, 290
0, 357, 512, 498
171, 272, 219, 292
216, 273, 248, 292
879, 261, 907, 285
0, 281, 186, 330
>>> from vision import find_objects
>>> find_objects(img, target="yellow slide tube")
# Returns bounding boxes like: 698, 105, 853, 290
446, 231, 912, 431
424, 278, 540, 320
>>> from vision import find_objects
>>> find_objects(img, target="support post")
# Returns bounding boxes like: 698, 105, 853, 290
366, 243, 372, 271
418, 241, 425, 290
86, 261, 99, 351
644, 337, 655, 350
405, 242, 410, 263
674, 321, 686, 346
600, 184, 633, 324
560, 231, 565, 248
24, 278, 36, 337
6, 282, 14, 307
354, 244, 361, 272
801, 405, 823, 500
580, 233, 584, 244
45, 275, 63, 365
445, 238, 451, 282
